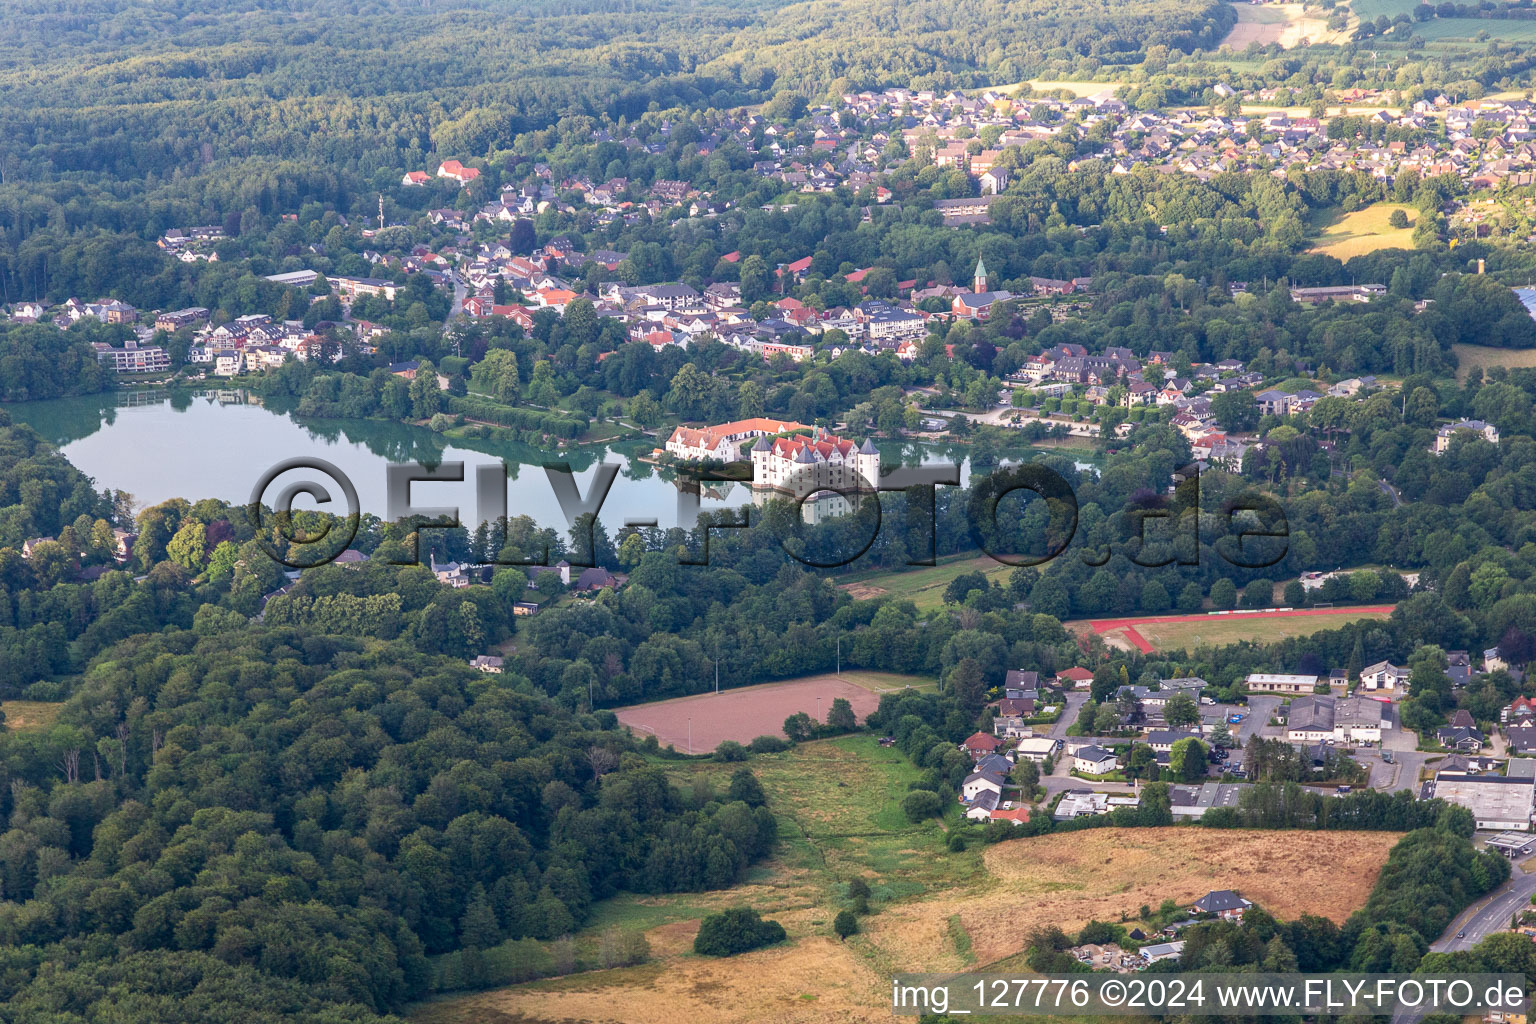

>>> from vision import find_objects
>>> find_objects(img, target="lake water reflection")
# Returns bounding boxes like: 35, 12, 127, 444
4, 389, 1082, 531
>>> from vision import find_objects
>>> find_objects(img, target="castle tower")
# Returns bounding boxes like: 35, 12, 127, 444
973, 256, 989, 295
750, 434, 772, 488
858, 437, 880, 489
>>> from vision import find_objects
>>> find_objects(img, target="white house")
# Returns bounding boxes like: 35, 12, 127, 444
1435, 419, 1499, 454
1359, 660, 1409, 691
961, 769, 1006, 803
965, 789, 1001, 821
1072, 745, 1119, 775
1013, 736, 1057, 763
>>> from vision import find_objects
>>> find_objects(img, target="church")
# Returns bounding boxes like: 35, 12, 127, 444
952, 257, 1012, 320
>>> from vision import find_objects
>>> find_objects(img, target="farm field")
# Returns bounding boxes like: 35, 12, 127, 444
1349, 0, 1417, 19
1011, 79, 1124, 100
835, 553, 1011, 609
1453, 342, 1536, 381
614, 673, 926, 750
0, 700, 62, 732
1413, 18, 1536, 42
1308, 203, 1418, 260
1080, 605, 1396, 653
1221, 3, 1351, 48
412, 820, 1399, 1024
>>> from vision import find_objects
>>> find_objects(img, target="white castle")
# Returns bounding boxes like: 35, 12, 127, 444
750, 427, 880, 496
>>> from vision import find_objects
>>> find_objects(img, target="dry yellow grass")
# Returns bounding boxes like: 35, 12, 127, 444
413, 936, 889, 1024
411, 827, 1398, 1024
1, 700, 62, 732
1453, 342, 1536, 382
867, 827, 1396, 970
1309, 204, 1418, 260
1222, 3, 1353, 48
1018, 79, 1122, 100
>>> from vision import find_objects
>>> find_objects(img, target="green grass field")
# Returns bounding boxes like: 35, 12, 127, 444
1412, 17, 1536, 41
1349, 0, 1419, 21
832, 670, 939, 695
835, 554, 1013, 611
1132, 608, 1393, 651
1, 700, 62, 732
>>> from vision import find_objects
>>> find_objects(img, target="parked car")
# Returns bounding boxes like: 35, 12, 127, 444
1228, 713, 1245, 724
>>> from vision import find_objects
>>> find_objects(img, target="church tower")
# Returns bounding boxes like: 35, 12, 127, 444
973, 256, 989, 295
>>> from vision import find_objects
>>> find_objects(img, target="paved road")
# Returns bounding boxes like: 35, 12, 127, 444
1432, 866, 1536, 952
1379, 478, 1404, 508
1391, 862, 1536, 1024
446, 271, 467, 328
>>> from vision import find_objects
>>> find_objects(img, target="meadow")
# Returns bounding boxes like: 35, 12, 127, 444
411, 797, 1400, 1024
1221, 2, 1353, 48
835, 553, 1013, 610
0, 700, 62, 732
1453, 341, 1536, 381
1308, 204, 1418, 260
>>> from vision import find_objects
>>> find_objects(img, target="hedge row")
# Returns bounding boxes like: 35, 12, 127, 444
449, 395, 588, 438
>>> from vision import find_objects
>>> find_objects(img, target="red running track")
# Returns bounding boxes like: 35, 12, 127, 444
1080, 605, 1399, 654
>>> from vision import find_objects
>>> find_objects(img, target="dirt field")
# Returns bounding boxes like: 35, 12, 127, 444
1221, 3, 1350, 48
1309, 204, 1418, 260
412, 827, 1398, 1024
615, 676, 903, 750
1079, 605, 1397, 653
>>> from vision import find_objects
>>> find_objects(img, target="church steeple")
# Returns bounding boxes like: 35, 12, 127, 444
973, 256, 988, 295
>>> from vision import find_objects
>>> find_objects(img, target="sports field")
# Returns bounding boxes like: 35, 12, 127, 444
1082, 605, 1396, 653
614, 672, 928, 751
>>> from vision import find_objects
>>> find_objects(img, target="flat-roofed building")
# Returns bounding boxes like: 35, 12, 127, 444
1013, 736, 1057, 763
1245, 673, 1318, 694
1422, 775, 1536, 831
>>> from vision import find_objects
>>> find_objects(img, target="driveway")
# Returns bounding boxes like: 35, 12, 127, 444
1050, 691, 1090, 740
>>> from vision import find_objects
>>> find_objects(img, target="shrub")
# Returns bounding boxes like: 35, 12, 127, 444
1077, 920, 1126, 946
713, 740, 748, 762
747, 735, 790, 754
947, 832, 968, 852
693, 908, 788, 956
833, 909, 859, 940
901, 789, 944, 822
